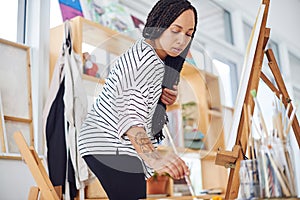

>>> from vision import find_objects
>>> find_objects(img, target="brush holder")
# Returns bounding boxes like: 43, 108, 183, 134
239, 159, 260, 200
255, 137, 297, 198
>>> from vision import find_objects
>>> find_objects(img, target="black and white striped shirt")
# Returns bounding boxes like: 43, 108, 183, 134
78, 38, 165, 177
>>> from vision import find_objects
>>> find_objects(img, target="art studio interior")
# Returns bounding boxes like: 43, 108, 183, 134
0, 0, 300, 199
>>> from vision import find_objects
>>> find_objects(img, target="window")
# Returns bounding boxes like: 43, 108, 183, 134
0, 0, 26, 43
288, 52, 300, 89
293, 87, 300, 120
213, 58, 238, 107
243, 21, 252, 49
50, 0, 63, 28
197, 0, 233, 44
267, 40, 280, 67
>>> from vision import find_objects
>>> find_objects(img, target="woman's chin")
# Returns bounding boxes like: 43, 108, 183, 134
168, 52, 181, 57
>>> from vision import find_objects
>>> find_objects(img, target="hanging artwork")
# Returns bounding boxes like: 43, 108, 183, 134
59, 0, 84, 21
80, 0, 135, 33
131, 15, 145, 33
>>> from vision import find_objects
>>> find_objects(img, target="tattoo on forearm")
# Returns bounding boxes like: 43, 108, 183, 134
134, 131, 161, 160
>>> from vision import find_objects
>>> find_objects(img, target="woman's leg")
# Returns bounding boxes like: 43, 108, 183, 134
83, 155, 146, 200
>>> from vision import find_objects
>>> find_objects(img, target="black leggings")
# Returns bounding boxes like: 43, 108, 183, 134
83, 154, 146, 200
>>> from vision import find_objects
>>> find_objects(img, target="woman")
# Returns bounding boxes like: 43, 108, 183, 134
78, 0, 197, 199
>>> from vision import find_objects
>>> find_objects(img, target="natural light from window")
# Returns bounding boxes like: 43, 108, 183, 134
213, 59, 233, 107
0, 0, 18, 42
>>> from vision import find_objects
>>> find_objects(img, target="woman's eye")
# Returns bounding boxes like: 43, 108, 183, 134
171, 28, 181, 33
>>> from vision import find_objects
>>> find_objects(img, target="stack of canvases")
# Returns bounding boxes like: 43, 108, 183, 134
43, 22, 93, 199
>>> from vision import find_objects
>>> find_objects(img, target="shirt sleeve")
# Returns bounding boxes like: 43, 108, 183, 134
116, 84, 149, 141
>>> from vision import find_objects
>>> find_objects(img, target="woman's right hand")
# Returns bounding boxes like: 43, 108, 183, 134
148, 151, 190, 180
126, 126, 189, 180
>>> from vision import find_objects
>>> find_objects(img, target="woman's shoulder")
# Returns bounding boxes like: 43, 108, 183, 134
129, 38, 155, 57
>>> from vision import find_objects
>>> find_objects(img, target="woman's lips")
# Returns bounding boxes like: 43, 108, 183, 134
172, 47, 182, 54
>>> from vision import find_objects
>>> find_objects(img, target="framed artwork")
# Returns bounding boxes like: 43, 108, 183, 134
59, 0, 84, 21
0, 39, 34, 156
80, 0, 135, 33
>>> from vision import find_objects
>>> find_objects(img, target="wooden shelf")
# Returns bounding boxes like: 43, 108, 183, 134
49, 16, 135, 82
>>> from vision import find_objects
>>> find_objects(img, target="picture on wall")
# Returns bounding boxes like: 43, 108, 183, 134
59, 0, 84, 21
80, 0, 135, 33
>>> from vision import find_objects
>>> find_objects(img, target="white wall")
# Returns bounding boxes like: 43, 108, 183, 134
0, 159, 36, 199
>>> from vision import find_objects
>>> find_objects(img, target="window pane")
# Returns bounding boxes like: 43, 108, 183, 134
293, 87, 300, 120
50, 0, 63, 28
0, 0, 19, 42
289, 52, 300, 88
243, 22, 252, 49
198, 0, 233, 44
213, 59, 237, 107
267, 40, 280, 66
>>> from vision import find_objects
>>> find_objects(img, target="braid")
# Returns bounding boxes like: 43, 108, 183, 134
148, 0, 198, 141
143, 0, 198, 40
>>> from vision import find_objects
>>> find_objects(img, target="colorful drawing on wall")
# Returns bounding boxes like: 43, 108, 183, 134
80, 0, 135, 33
185, 50, 197, 67
59, 0, 84, 21
131, 15, 145, 34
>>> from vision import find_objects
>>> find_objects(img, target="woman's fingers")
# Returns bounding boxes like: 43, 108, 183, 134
161, 85, 178, 105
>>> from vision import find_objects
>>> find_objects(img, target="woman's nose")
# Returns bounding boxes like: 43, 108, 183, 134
176, 33, 189, 45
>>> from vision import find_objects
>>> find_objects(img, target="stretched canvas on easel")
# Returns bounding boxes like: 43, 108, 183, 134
0, 38, 34, 155
227, 4, 266, 149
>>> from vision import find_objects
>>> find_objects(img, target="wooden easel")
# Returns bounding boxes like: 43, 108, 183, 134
13, 131, 61, 200
215, 0, 300, 199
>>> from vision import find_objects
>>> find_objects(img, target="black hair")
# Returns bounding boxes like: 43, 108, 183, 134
143, 0, 197, 40
143, 0, 198, 86
147, 0, 198, 141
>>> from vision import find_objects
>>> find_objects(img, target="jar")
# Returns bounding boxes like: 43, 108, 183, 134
255, 137, 297, 198
239, 159, 260, 199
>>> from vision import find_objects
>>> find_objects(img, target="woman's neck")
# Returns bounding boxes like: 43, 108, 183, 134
145, 39, 167, 61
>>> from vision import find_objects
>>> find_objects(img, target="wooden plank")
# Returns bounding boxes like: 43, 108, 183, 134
4, 116, 32, 123
28, 186, 39, 200
13, 131, 59, 200
260, 72, 280, 96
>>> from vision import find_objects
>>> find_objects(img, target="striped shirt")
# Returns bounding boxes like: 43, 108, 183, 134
78, 38, 165, 178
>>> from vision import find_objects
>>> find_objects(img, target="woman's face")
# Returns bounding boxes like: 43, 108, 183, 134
155, 9, 195, 60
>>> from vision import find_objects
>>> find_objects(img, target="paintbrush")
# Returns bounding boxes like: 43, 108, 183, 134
250, 90, 269, 138
163, 124, 198, 200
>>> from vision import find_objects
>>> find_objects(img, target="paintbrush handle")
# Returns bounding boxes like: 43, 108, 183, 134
163, 124, 197, 197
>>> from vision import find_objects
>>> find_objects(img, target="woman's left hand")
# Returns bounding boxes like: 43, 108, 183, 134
161, 85, 178, 105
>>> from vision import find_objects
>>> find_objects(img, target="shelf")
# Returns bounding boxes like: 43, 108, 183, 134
207, 109, 222, 117
157, 145, 217, 160
82, 74, 105, 84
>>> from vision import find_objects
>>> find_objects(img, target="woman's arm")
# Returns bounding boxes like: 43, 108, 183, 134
126, 126, 189, 180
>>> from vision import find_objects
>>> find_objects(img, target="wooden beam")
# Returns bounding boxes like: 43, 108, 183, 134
260, 72, 280, 96
265, 49, 300, 147
13, 131, 59, 200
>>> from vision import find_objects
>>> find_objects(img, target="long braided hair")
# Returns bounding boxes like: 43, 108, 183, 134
143, 0, 198, 142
